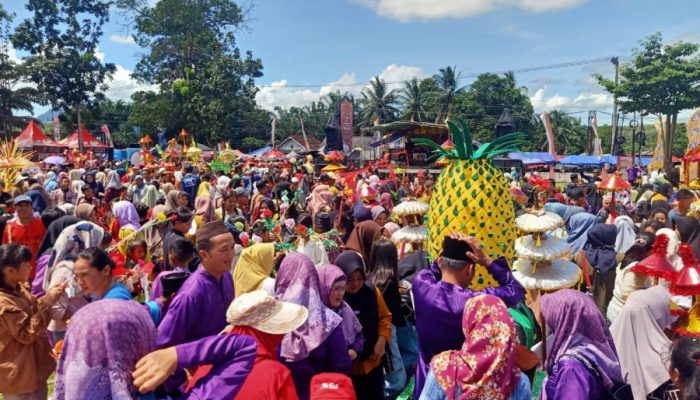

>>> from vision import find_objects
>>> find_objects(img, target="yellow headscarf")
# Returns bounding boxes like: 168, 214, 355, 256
233, 243, 275, 297
197, 181, 212, 198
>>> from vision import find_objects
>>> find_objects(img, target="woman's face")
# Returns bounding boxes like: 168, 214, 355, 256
224, 196, 237, 213
329, 280, 347, 308
346, 269, 364, 294
74, 258, 110, 295
654, 212, 667, 225
374, 212, 388, 227
259, 202, 269, 212
177, 194, 189, 207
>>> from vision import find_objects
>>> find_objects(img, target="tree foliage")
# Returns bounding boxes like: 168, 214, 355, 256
596, 32, 700, 172
11, 0, 116, 121
359, 77, 399, 127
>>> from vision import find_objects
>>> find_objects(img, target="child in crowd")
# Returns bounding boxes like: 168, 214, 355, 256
126, 238, 148, 269
0, 244, 65, 399
149, 236, 196, 302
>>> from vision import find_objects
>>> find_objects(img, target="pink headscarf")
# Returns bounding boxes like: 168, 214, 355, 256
307, 184, 334, 216
430, 294, 520, 400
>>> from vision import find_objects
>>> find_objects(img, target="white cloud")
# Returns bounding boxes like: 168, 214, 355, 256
256, 64, 425, 111
109, 34, 136, 45
104, 65, 157, 101
529, 86, 570, 110
529, 86, 613, 112
354, 0, 588, 21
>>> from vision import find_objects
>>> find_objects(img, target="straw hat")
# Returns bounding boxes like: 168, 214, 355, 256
226, 290, 308, 334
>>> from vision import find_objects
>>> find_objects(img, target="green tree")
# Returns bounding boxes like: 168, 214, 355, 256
399, 77, 427, 122
429, 66, 465, 123
11, 0, 116, 143
450, 72, 534, 145
117, 0, 263, 145
595, 33, 700, 172
359, 76, 399, 127
530, 110, 587, 154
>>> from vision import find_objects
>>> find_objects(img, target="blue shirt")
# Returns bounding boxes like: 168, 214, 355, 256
419, 368, 531, 400
101, 282, 132, 300
180, 173, 201, 206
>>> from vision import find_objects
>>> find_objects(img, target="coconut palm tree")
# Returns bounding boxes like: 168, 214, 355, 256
358, 76, 399, 127
399, 77, 427, 122
429, 66, 465, 123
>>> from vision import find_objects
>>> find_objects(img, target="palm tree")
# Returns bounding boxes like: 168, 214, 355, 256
358, 76, 399, 127
429, 66, 465, 123
399, 77, 426, 122
532, 110, 587, 154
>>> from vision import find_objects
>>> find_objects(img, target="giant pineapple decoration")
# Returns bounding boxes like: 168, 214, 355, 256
415, 117, 526, 289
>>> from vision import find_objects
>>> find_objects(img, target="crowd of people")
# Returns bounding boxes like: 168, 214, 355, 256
1, 156, 700, 400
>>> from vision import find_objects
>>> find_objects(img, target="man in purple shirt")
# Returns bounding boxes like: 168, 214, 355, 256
412, 233, 525, 399
156, 220, 236, 392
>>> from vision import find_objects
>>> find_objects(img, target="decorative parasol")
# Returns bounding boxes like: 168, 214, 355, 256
514, 233, 571, 262
321, 162, 347, 173
630, 233, 675, 281
324, 150, 344, 163
512, 259, 581, 291
391, 199, 429, 218
597, 172, 631, 222
392, 225, 428, 243
671, 244, 700, 336
218, 143, 237, 163
515, 209, 564, 233
44, 155, 66, 165
263, 148, 285, 161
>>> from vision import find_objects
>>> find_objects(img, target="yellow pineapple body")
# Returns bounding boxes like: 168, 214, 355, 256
427, 158, 517, 289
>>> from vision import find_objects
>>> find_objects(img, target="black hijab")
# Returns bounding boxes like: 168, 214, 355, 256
584, 223, 618, 274
335, 250, 379, 362
675, 216, 700, 260
38, 216, 81, 258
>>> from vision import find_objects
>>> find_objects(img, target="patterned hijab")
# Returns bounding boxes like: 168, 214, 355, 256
541, 289, 622, 389
430, 294, 520, 400
317, 264, 364, 349
275, 252, 342, 361
54, 300, 156, 399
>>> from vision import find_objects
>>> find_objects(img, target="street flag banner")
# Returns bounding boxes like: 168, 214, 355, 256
650, 118, 666, 171
340, 101, 353, 153
540, 112, 556, 156
687, 108, 700, 152
591, 113, 603, 160
53, 116, 60, 141
271, 118, 277, 148
101, 124, 114, 147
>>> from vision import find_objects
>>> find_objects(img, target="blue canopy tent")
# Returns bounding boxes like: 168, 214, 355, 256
507, 152, 556, 165
558, 155, 605, 166
244, 146, 272, 160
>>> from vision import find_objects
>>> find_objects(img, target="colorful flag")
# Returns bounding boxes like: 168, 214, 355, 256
101, 124, 113, 147
687, 108, 700, 152
540, 112, 556, 156
650, 118, 666, 171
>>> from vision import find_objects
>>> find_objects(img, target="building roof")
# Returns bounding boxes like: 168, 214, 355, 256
278, 134, 322, 151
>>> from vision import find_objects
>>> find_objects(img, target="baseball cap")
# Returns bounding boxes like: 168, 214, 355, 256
225, 290, 308, 334
310, 373, 356, 400
13, 195, 32, 205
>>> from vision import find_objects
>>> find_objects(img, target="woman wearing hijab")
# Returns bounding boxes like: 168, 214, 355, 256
27, 183, 50, 212
579, 223, 618, 315
75, 203, 97, 223
194, 181, 216, 224
610, 286, 674, 399
380, 192, 394, 214
675, 216, 700, 260
112, 200, 144, 257
606, 231, 655, 323
54, 300, 257, 400
317, 264, 365, 362
585, 182, 603, 214
419, 294, 530, 400
343, 220, 387, 268
275, 252, 351, 400
306, 184, 334, 217
540, 289, 624, 400
614, 215, 637, 253
104, 169, 123, 205
83, 170, 104, 197
233, 242, 275, 297
565, 212, 597, 254
370, 205, 389, 227
334, 250, 393, 399
44, 171, 58, 192
30, 215, 81, 296
165, 189, 188, 212
141, 183, 159, 209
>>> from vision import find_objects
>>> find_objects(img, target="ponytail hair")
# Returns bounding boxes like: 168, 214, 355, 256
671, 336, 700, 400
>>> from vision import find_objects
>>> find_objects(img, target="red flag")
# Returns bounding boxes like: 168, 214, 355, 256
101, 124, 113, 147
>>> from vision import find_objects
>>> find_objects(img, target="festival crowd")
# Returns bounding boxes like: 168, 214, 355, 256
0, 157, 699, 400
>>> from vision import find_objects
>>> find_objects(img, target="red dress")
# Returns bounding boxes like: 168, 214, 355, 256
3, 218, 46, 279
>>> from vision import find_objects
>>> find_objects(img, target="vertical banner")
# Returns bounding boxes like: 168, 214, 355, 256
339, 101, 353, 153
650, 118, 666, 172
591, 112, 603, 161
271, 117, 277, 148
687, 107, 700, 152
52, 116, 60, 141
101, 124, 113, 147
540, 112, 556, 177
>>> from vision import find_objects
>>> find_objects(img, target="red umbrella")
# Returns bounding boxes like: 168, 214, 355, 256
597, 172, 631, 222
263, 149, 285, 160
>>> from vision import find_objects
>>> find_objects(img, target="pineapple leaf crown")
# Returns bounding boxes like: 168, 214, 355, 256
412, 116, 527, 161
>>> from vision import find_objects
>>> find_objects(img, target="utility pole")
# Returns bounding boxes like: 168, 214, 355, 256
610, 57, 619, 154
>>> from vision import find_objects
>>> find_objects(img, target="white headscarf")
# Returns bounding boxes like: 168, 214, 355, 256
106, 170, 122, 190
614, 216, 636, 253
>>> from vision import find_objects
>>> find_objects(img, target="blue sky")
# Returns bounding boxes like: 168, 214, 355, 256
5, 0, 700, 121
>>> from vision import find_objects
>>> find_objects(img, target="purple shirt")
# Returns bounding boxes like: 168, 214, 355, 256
544, 358, 606, 400
411, 257, 525, 399
282, 324, 351, 400
176, 334, 257, 400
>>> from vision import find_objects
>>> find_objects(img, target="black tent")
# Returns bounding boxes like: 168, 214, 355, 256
494, 108, 516, 138
324, 114, 343, 151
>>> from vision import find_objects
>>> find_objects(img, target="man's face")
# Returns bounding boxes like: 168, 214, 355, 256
200, 233, 234, 276
74, 257, 110, 295
679, 197, 694, 210
143, 171, 151, 182
237, 195, 249, 209
60, 178, 69, 190
15, 202, 32, 220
